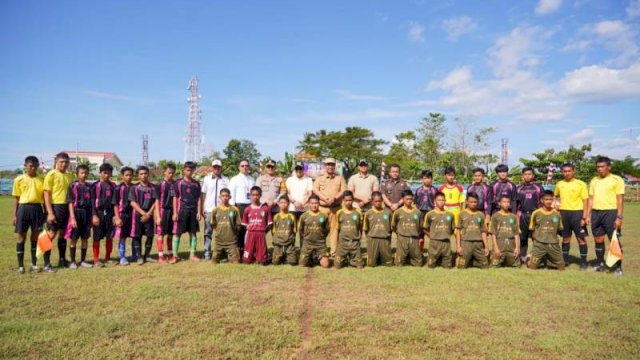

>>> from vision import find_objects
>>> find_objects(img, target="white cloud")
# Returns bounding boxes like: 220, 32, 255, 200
627, 0, 640, 18
333, 89, 386, 102
545, 129, 570, 133
82, 90, 156, 104
567, 20, 639, 67
535, 0, 562, 15
560, 62, 640, 102
568, 128, 594, 142
441, 16, 478, 40
408, 22, 425, 43
426, 26, 569, 122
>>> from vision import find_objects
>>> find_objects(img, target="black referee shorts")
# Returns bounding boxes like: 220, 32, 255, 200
15, 204, 45, 234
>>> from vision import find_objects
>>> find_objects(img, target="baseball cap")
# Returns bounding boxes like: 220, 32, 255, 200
294, 162, 304, 170
266, 160, 276, 167
324, 157, 336, 164
358, 159, 368, 166
211, 160, 222, 167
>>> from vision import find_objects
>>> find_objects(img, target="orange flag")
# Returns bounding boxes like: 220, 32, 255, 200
36, 229, 53, 259
605, 231, 623, 268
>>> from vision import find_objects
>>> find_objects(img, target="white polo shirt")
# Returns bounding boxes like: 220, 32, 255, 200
201, 174, 229, 212
285, 174, 313, 211
228, 173, 255, 205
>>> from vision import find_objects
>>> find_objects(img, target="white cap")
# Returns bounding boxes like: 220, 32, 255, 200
211, 160, 222, 167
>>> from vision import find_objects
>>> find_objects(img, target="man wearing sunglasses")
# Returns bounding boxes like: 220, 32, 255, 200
228, 160, 255, 254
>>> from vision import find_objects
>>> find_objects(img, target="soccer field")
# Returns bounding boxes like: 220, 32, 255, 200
0, 196, 638, 359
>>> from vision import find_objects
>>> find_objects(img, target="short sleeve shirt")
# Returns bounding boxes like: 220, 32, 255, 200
382, 178, 410, 205
242, 204, 273, 232
363, 208, 392, 239
347, 173, 379, 208
256, 174, 282, 205
457, 209, 486, 241
211, 205, 240, 246
391, 207, 422, 238
129, 183, 157, 212
490, 212, 520, 241
554, 179, 588, 211
272, 212, 296, 245
66, 181, 92, 209
423, 210, 455, 240
298, 211, 329, 246
589, 174, 625, 210
113, 184, 132, 215
313, 174, 347, 207
529, 209, 563, 244
12, 174, 44, 204
175, 178, 201, 210
336, 208, 363, 242
43, 169, 73, 204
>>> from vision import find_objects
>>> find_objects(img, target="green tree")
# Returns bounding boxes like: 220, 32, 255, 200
222, 139, 261, 177
611, 156, 640, 177
384, 131, 423, 180
416, 112, 447, 171
519, 144, 593, 182
297, 127, 386, 178
277, 152, 295, 178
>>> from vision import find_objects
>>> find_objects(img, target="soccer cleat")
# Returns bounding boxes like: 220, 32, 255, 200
579, 263, 588, 271
42, 265, 57, 273
137, 258, 144, 266
189, 255, 201, 261
17, 267, 25, 274
590, 263, 606, 272
614, 268, 623, 277
168, 256, 180, 264
80, 261, 93, 268
119, 258, 129, 266
29, 265, 41, 273
94, 260, 105, 268
106, 258, 118, 265
158, 255, 166, 264
144, 257, 158, 263
58, 258, 69, 268
69, 262, 78, 270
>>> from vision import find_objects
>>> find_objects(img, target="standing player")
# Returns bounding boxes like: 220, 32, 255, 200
363, 192, 393, 267
171, 161, 202, 263
586, 156, 625, 275
490, 196, 521, 268
65, 164, 93, 269
515, 166, 544, 262
334, 191, 364, 269
489, 164, 517, 215
438, 166, 465, 224
271, 196, 298, 266
392, 190, 423, 267
298, 195, 331, 268
12, 156, 48, 273
113, 167, 134, 265
43, 152, 73, 268
241, 186, 272, 264
129, 166, 157, 265
424, 192, 456, 269
455, 193, 489, 269
91, 163, 117, 267
155, 163, 177, 263
467, 168, 491, 225
554, 163, 589, 270
527, 190, 564, 270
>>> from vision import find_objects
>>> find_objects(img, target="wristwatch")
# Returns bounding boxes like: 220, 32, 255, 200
616, 214, 624, 219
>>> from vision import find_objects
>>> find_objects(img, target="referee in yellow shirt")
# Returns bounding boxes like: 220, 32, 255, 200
43, 152, 73, 269
586, 156, 625, 276
12, 156, 50, 274
554, 163, 589, 270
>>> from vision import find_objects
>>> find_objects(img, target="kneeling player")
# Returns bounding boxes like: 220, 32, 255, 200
455, 192, 489, 269
272, 196, 298, 265
298, 195, 331, 268
363, 192, 393, 267
528, 191, 564, 270
392, 190, 423, 267
211, 189, 241, 264
424, 192, 455, 269
490, 196, 521, 268
334, 191, 364, 269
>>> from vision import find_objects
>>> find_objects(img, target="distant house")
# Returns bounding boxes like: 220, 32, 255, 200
625, 175, 640, 185
62, 150, 124, 175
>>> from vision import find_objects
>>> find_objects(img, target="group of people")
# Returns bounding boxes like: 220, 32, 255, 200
11, 152, 625, 275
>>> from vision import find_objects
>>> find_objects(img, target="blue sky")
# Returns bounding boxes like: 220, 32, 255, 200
1, 0, 639, 170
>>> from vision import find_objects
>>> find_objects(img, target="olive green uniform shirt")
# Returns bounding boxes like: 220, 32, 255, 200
529, 209, 563, 244
457, 209, 486, 241
363, 208, 392, 239
423, 209, 455, 240
211, 205, 241, 246
391, 207, 422, 238
298, 211, 330, 247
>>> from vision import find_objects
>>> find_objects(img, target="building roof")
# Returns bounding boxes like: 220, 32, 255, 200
61, 150, 123, 167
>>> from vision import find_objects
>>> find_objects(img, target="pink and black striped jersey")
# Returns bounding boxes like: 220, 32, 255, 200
66, 181, 92, 209
91, 180, 116, 215
156, 180, 176, 209
113, 183, 132, 216
175, 178, 201, 210
129, 183, 157, 211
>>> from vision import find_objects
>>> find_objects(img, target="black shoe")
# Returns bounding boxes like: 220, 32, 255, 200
17, 267, 25, 274
43, 265, 57, 273
579, 263, 588, 271
590, 263, 606, 272
58, 258, 70, 268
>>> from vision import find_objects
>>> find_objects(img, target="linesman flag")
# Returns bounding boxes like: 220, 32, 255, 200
36, 229, 53, 259
605, 231, 623, 268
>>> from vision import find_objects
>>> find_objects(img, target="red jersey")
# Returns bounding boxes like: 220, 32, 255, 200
242, 204, 273, 232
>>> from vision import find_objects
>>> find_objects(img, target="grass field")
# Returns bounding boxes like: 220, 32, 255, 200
0, 196, 638, 359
